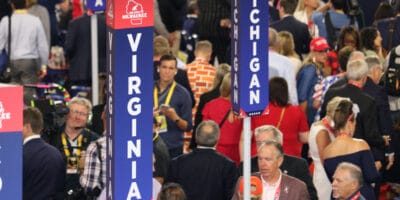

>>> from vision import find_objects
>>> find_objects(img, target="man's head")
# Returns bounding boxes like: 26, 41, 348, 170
153, 36, 171, 59
158, 182, 186, 200
195, 120, 220, 147
346, 58, 369, 84
257, 140, 284, 182
10, 0, 27, 9
66, 97, 92, 129
194, 40, 212, 61
158, 54, 178, 83
365, 56, 383, 84
254, 125, 283, 148
268, 28, 279, 51
279, 0, 297, 16
332, 162, 363, 200
23, 107, 44, 138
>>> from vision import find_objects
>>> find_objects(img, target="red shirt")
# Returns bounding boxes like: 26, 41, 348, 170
251, 103, 309, 157
203, 97, 257, 163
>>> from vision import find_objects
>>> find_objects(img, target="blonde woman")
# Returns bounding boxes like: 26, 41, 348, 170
277, 31, 302, 74
297, 37, 329, 126
294, 0, 320, 37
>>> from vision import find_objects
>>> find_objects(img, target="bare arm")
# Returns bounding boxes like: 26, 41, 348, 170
315, 129, 331, 163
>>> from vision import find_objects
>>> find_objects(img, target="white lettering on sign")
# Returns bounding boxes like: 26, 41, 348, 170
95, 0, 103, 7
248, 1, 261, 105
125, 33, 142, 199
232, 0, 239, 105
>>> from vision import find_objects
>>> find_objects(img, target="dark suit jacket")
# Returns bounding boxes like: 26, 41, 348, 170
321, 83, 385, 161
154, 61, 195, 107
65, 13, 106, 85
189, 86, 221, 149
23, 138, 65, 200
237, 155, 317, 200
270, 15, 311, 56
363, 77, 395, 153
231, 173, 310, 200
166, 148, 237, 200
376, 16, 400, 51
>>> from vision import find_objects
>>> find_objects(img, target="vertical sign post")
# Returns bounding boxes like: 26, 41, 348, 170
0, 84, 23, 199
231, 0, 268, 199
106, 0, 153, 199
87, 0, 106, 106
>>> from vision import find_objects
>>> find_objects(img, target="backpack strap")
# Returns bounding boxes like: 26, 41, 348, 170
324, 12, 338, 49
388, 17, 396, 51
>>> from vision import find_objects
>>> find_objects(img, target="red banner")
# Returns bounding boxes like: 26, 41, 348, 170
0, 84, 23, 132
106, 0, 153, 29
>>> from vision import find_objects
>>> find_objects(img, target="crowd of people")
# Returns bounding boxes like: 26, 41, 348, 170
3, 0, 400, 199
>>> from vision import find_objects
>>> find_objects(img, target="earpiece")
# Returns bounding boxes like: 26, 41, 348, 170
157, 69, 160, 73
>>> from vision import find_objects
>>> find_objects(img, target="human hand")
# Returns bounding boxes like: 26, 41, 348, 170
160, 105, 178, 120
375, 161, 382, 171
386, 155, 394, 170
383, 135, 391, 146
220, 19, 231, 28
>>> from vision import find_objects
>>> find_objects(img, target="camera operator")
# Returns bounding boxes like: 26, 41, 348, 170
44, 97, 100, 199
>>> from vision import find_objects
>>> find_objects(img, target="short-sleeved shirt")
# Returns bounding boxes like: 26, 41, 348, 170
251, 103, 309, 157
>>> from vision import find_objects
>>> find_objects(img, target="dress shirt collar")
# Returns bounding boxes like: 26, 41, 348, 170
197, 145, 215, 150
23, 134, 41, 145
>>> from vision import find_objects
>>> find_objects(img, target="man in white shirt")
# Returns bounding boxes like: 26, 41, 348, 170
0, 0, 48, 104
232, 140, 309, 200
268, 28, 298, 105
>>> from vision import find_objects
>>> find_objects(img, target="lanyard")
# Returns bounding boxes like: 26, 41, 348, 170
61, 133, 83, 157
154, 81, 176, 108
321, 118, 334, 133
349, 191, 361, 200
348, 80, 362, 88
276, 107, 286, 129
273, 184, 281, 200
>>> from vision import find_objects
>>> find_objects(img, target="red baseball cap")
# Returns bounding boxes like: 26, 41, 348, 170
310, 37, 330, 51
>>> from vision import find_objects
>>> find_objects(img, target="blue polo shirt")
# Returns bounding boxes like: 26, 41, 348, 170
155, 81, 193, 149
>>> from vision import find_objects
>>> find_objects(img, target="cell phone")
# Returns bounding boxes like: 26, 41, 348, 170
160, 104, 170, 109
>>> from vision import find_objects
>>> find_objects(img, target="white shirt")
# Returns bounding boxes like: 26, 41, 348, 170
269, 51, 299, 105
261, 171, 282, 200
0, 11, 49, 65
23, 134, 41, 145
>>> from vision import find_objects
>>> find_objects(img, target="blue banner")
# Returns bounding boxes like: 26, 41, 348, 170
231, 0, 269, 117
87, 0, 106, 13
0, 133, 22, 200
106, 27, 153, 199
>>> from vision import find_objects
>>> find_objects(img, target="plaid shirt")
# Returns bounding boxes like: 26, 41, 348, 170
80, 136, 106, 193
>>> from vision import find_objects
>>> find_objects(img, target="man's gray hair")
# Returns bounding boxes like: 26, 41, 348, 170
69, 97, 93, 113
365, 56, 382, 72
195, 120, 220, 147
346, 59, 369, 81
254, 125, 283, 143
336, 162, 364, 189
258, 140, 284, 158
348, 51, 365, 62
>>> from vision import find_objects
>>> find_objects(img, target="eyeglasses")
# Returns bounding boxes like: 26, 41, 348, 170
70, 109, 89, 117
